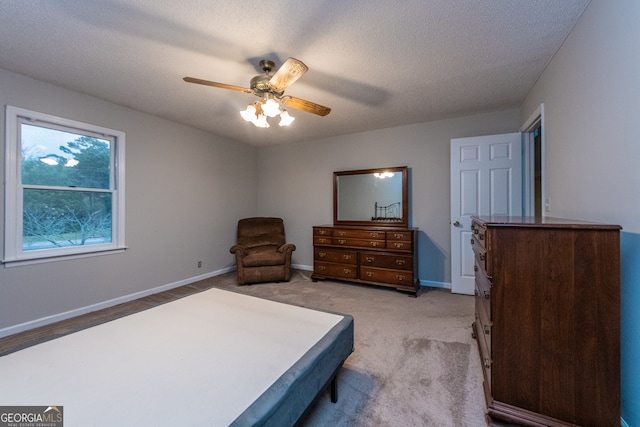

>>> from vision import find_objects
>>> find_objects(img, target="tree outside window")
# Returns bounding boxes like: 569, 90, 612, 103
3, 106, 125, 265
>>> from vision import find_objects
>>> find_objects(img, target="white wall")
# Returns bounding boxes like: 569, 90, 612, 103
0, 68, 258, 333
256, 109, 520, 285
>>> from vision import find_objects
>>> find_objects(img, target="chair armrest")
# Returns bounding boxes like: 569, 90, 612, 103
278, 243, 297, 253
230, 245, 248, 256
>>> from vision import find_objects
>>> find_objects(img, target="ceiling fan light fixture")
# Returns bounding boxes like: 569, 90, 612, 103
240, 104, 257, 121
252, 114, 270, 128
240, 98, 295, 128
261, 98, 281, 117
279, 110, 295, 126
185, 57, 331, 129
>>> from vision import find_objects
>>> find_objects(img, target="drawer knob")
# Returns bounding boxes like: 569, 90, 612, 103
366, 271, 374, 277
318, 252, 326, 258
343, 254, 352, 260
394, 242, 404, 249
371, 241, 379, 247
396, 274, 406, 281
395, 259, 406, 266
343, 268, 352, 274
338, 239, 346, 244
365, 256, 374, 263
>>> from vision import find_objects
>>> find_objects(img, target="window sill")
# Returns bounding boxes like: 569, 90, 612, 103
2, 247, 128, 267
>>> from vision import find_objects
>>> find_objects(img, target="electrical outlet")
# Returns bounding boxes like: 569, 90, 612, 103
545, 198, 551, 213
197, 261, 202, 268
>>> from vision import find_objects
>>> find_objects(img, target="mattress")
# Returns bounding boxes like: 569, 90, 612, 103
0, 287, 354, 426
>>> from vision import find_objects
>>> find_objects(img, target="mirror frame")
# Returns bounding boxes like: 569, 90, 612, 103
333, 166, 408, 228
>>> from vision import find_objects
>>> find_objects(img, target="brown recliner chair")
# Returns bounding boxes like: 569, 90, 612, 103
230, 217, 296, 285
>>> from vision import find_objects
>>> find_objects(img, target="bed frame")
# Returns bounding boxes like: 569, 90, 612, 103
232, 310, 353, 426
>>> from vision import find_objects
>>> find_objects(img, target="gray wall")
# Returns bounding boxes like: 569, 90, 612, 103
521, 0, 640, 230
0, 68, 258, 332
256, 109, 520, 286
520, 0, 639, 425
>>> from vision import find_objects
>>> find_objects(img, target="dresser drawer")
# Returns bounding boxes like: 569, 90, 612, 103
475, 281, 491, 353
475, 312, 492, 392
333, 237, 385, 248
333, 228, 385, 239
313, 236, 333, 245
474, 246, 491, 278
315, 248, 357, 264
386, 240, 412, 251
313, 227, 333, 237
314, 262, 358, 279
387, 230, 413, 241
475, 267, 491, 318
360, 252, 413, 271
360, 267, 413, 286
471, 221, 487, 250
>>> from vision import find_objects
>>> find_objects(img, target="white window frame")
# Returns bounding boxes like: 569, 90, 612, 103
3, 106, 126, 266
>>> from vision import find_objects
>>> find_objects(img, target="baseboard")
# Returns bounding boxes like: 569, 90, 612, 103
0, 266, 235, 338
292, 263, 312, 271
295, 264, 448, 290
419, 279, 451, 290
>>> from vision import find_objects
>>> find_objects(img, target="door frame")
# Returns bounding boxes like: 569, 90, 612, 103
520, 103, 545, 217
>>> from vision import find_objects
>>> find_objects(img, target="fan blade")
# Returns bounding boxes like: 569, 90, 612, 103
280, 96, 331, 117
183, 77, 252, 93
268, 58, 309, 93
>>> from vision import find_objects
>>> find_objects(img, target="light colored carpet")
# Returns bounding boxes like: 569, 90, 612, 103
0, 270, 488, 426
210, 270, 488, 426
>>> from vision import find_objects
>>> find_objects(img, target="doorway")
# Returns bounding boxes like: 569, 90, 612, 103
449, 105, 545, 294
449, 133, 522, 294
521, 104, 545, 217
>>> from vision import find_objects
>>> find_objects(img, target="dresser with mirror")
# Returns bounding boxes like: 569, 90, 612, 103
311, 166, 419, 295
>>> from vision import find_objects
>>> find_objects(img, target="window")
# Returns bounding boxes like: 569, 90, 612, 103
4, 106, 125, 265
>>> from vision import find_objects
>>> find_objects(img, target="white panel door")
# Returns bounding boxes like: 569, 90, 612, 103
450, 133, 522, 294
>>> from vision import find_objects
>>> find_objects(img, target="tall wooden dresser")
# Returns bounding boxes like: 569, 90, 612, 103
470, 216, 620, 426
311, 225, 419, 294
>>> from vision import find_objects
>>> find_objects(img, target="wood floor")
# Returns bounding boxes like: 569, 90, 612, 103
0, 279, 219, 357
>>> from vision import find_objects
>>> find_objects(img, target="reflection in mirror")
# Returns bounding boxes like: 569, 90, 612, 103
337, 173, 402, 220
334, 166, 408, 227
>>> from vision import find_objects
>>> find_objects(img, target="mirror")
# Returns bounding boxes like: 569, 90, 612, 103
334, 166, 408, 227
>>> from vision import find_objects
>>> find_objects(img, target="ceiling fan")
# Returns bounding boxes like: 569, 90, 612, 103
184, 58, 331, 127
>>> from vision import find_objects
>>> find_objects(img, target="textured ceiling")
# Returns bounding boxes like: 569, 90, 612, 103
0, 1, 590, 146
